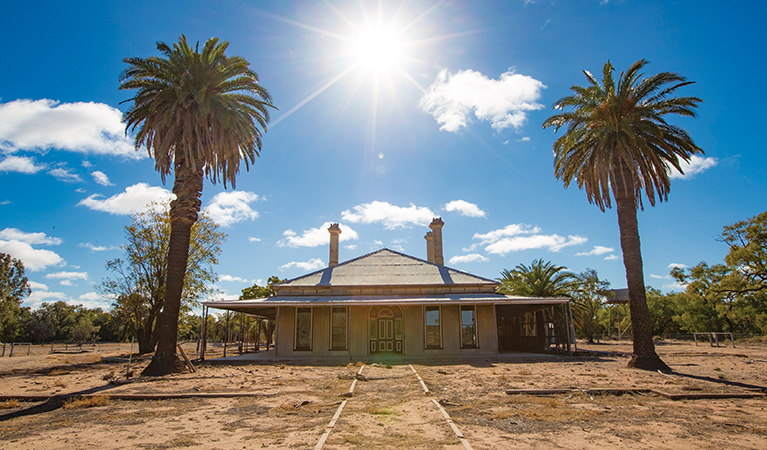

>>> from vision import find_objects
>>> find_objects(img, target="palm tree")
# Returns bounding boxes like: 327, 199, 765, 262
498, 259, 576, 297
120, 35, 274, 376
543, 59, 702, 371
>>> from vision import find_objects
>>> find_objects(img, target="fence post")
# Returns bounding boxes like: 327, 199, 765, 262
27, 343, 31, 356
2, 343, 5, 357
730, 333, 735, 348
9, 343, 14, 357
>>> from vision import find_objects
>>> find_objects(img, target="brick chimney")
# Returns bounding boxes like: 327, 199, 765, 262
424, 231, 434, 263
328, 223, 341, 267
429, 218, 444, 265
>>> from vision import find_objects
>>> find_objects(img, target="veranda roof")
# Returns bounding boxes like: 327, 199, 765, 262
204, 293, 570, 315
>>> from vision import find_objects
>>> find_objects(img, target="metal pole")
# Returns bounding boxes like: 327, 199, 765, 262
224, 310, 230, 358
568, 301, 578, 353
562, 305, 571, 356
200, 306, 208, 361
126, 336, 134, 378
27, 343, 31, 356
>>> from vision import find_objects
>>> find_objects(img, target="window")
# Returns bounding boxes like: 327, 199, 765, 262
330, 307, 347, 350
424, 306, 441, 349
295, 307, 312, 351
460, 305, 478, 348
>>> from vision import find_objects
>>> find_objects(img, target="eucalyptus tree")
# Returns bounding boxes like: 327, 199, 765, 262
120, 35, 274, 375
543, 60, 702, 370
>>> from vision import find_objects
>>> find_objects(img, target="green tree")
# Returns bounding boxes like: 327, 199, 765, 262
571, 269, 611, 343
543, 60, 703, 370
240, 276, 284, 348
121, 35, 274, 375
497, 259, 576, 297
644, 288, 684, 336
0, 253, 31, 341
100, 202, 225, 354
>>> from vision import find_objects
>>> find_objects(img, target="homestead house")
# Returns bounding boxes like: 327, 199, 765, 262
205, 219, 574, 360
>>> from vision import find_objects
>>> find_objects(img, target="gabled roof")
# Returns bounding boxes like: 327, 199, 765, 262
275, 248, 497, 288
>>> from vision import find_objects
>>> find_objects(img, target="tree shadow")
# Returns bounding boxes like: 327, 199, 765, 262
668, 370, 767, 392
0, 383, 122, 422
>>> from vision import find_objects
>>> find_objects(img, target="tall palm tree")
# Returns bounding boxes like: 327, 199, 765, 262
120, 36, 274, 376
543, 59, 702, 370
498, 259, 576, 297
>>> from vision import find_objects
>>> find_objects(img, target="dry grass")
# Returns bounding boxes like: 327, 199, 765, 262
518, 368, 532, 375
45, 368, 71, 376
0, 399, 20, 409
364, 402, 396, 416
63, 395, 110, 409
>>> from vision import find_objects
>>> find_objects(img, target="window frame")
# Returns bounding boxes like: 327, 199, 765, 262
460, 305, 479, 349
294, 307, 313, 351
329, 306, 348, 351
423, 305, 442, 349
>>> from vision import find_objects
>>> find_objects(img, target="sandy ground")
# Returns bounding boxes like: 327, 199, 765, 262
0, 339, 766, 449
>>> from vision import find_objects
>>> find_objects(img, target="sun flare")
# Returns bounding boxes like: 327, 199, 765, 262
351, 27, 403, 70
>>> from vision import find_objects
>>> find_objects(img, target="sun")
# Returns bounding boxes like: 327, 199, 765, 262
350, 26, 403, 71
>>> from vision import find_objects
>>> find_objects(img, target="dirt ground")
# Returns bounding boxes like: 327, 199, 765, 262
1, 339, 766, 449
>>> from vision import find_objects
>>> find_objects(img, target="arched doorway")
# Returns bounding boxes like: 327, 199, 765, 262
369, 306, 403, 354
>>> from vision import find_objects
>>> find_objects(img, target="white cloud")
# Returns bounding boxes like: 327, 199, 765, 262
576, 245, 614, 256
663, 281, 687, 292
60, 280, 74, 286
0, 239, 65, 271
419, 68, 545, 132
279, 258, 325, 272
448, 254, 489, 264
0, 155, 45, 173
342, 201, 435, 229
373, 240, 384, 247
76, 292, 112, 310
0, 99, 138, 158
45, 271, 88, 281
473, 224, 540, 245
0, 228, 62, 245
278, 222, 359, 248
78, 242, 118, 252
28, 281, 48, 290
219, 275, 251, 283
48, 166, 82, 182
444, 200, 486, 218
518, 137, 531, 142
649, 274, 669, 280
473, 224, 586, 255
604, 254, 620, 261
485, 234, 587, 255
91, 170, 113, 186
203, 191, 260, 227
668, 155, 717, 179
344, 244, 357, 250
81, 160, 93, 168
77, 183, 174, 215
668, 263, 687, 269
23, 289, 68, 309
248, 237, 262, 242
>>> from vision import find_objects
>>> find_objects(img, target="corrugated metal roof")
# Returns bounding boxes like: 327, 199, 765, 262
206, 293, 570, 308
276, 248, 497, 288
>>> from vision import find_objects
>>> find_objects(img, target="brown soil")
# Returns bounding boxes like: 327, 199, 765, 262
0, 339, 766, 449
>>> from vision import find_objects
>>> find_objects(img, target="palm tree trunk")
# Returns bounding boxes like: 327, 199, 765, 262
142, 158, 203, 376
613, 165, 670, 371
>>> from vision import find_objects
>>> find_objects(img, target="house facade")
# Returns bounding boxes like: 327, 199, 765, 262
205, 219, 573, 361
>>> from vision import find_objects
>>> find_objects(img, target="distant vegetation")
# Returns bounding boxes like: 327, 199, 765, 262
502, 211, 767, 340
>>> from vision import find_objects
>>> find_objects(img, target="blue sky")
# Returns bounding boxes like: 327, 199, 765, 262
1, 0, 764, 311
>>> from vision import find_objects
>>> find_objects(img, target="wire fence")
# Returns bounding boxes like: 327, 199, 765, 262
0, 339, 273, 359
